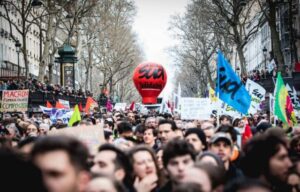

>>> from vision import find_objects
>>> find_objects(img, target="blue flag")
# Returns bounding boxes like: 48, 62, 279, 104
215, 51, 251, 114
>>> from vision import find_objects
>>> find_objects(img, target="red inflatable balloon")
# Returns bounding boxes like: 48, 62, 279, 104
133, 62, 167, 104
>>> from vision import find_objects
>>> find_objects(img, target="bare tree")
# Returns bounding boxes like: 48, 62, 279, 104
257, 0, 285, 74
1, 0, 49, 77
211, 0, 263, 76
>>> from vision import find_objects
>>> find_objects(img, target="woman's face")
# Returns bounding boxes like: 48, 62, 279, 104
133, 150, 157, 179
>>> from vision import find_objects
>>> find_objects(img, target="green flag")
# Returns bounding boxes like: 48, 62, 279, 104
68, 105, 81, 127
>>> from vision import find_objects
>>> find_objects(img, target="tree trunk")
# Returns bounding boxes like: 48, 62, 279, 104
204, 61, 214, 89
233, 25, 247, 76
268, 1, 285, 74
38, 6, 55, 82
22, 34, 29, 78
48, 55, 54, 83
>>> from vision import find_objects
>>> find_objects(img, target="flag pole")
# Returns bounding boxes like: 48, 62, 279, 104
217, 50, 220, 128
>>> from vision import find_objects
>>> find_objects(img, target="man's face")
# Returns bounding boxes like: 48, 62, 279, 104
143, 129, 156, 145
166, 154, 194, 183
26, 124, 39, 137
201, 122, 215, 143
158, 123, 176, 145
127, 113, 135, 123
221, 118, 231, 125
209, 140, 232, 162
91, 150, 116, 177
203, 128, 215, 143
145, 118, 156, 128
185, 133, 204, 153
269, 144, 292, 182
34, 150, 82, 192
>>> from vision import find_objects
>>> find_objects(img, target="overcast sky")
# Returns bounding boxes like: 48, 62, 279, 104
132, 0, 189, 99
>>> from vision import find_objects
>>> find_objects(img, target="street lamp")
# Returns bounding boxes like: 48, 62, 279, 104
263, 46, 268, 78
15, 40, 21, 80
55, 44, 77, 90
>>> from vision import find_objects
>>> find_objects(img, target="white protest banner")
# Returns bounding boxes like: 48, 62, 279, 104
40, 106, 73, 124
245, 79, 266, 114
58, 99, 70, 109
180, 97, 212, 120
220, 102, 242, 118
1, 90, 29, 112
114, 103, 127, 111
49, 125, 105, 155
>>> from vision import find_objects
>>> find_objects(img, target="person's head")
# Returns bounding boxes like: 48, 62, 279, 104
156, 148, 164, 170
85, 175, 126, 192
18, 137, 38, 157
233, 118, 245, 129
127, 112, 135, 124
208, 132, 233, 166
128, 145, 159, 180
216, 125, 237, 144
30, 136, 90, 192
241, 132, 292, 184
290, 135, 300, 156
224, 178, 271, 192
104, 130, 114, 144
173, 182, 203, 192
134, 124, 145, 143
104, 120, 114, 131
197, 151, 225, 169
26, 123, 39, 137
142, 127, 157, 146
0, 148, 48, 192
220, 115, 232, 126
91, 144, 131, 184
163, 139, 196, 183
39, 123, 50, 135
287, 171, 300, 192
117, 121, 133, 137
158, 119, 178, 145
184, 128, 207, 153
181, 165, 212, 192
201, 122, 215, 143
145, 117, 156, 129
195, 162, 226, 191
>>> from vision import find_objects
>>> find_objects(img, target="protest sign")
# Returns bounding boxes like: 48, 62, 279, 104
114, 103, 127, 111
49, 125, 105, 155
245, 79, 266, 114
1, 90, 29, 112
40, 106, 73, 124
180, 97, 212, 120
58, 99, 70, 109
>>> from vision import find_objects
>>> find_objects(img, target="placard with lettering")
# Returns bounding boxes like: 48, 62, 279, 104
181, 98, 212, 120
49, 125, 105, 155
1, 90, 29, 112
245, 79, 266, 114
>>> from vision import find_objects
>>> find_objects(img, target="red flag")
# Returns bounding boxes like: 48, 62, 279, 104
242, 124, 253, 146
55, 101, 65, 109
129, 101, 135, 111
167, 100, 171, 108
46, 101, 53, 108
78, 102, 83, 112
85, 97, 98, 113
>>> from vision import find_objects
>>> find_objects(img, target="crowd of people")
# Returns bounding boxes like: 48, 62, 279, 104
0, 78, 93, 97
0, 108, 300, 192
